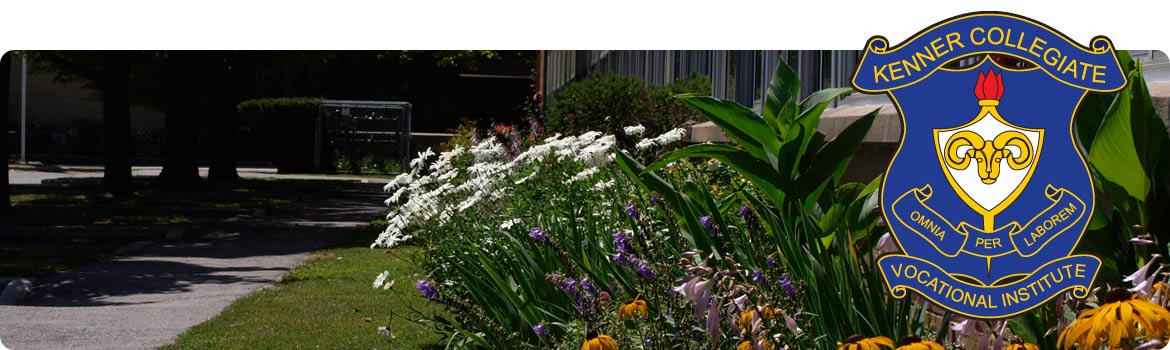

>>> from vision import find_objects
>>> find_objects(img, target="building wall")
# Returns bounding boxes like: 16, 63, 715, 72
6, 56, 166, 158
541, 50, 1170, 182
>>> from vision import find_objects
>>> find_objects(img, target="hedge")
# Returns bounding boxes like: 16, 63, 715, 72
238, 98, 324, 173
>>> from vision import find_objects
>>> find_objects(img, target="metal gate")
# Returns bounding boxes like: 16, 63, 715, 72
315, 100, 411, 173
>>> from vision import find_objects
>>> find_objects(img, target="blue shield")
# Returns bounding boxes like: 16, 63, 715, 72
851, 12, 1126, 319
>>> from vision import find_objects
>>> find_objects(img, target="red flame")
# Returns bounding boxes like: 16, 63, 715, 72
974, 70, 1004, 101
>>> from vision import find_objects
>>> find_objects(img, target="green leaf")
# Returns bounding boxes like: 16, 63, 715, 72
762, 61, 801, 129
1127, 64, 1170, 187
1075, 91, 1113, 154
799, 87, 854, 116
613, 148, 700, 248
775, 123, 807, 179
1075, 52, 1134, 154
644, 143, 785, 201
796, 87, 854, 145
675, 94, 777, 158
1089, 70, 1150, 204
792, 110, 878, 201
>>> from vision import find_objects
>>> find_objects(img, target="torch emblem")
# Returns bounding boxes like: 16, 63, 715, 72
935, 70, 1042, 236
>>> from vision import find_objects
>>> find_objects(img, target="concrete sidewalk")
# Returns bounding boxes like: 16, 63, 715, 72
0, 186, 388, 350
7, 165, 391, 185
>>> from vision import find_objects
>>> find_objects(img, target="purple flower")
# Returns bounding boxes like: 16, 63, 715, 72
533, 324, 548, 337
548, 274, 603, 315
614, 253, 632, 266
766, 256, 776, 267
612, 231, 632, 253
635, 262, 657, 280
752, 269, 765, 284
416, 279, 439, 299
739, 205, 752, 217
779, 276, 796, 300
529, 227, 549, 244
651, 196, 662, 205
625, 203, 640, 220
699, 216, 716, 236
579, 278, 598, 296
644, 338, 653, 346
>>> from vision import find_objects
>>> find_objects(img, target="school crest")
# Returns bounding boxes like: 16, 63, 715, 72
851, 12, 1126, 319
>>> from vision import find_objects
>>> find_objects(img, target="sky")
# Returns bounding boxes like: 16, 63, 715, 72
0, 1, 1163, 52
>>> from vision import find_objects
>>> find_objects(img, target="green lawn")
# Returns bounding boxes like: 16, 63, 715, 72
161, 228, 446, 350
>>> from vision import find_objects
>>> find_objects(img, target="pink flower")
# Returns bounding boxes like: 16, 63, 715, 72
1125, 254, 1163, 297
674, 275, 716, 324
875, 232, 899, 255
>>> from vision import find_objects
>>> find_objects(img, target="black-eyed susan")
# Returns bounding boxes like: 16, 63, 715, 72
839, 334, 894, 350
736, 310, 757, 332
1005, 338, 1038, 350
618, 297, 648, 320
761, 305, 776, 320
895, 335, 943, 350
582, 331, 617, 350
1058, 288, 1170, 350
737, 339, 773, 350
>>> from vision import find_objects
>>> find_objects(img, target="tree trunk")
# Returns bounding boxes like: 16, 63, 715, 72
159, 51, 201, 186
1, 52, 12, 213
208, 52, 240, 181
101, 52, 133, 195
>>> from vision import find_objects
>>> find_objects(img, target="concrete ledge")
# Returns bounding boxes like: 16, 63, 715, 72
686, 121, 728, 143
685, 101, 901, 144
820, 103, 901, 142
689, 82, 1170, 145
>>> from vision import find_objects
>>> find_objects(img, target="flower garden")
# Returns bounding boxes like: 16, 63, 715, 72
373, 51, 1170, 350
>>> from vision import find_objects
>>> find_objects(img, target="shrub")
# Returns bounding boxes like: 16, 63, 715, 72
237, 98, 323, 173
443, 118, 479, 151
545, 74, 710, 138
648, 73, 711, 130
546, 74, 648, 136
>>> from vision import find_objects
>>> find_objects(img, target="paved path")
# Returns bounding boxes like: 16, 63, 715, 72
0, 185, 388, 350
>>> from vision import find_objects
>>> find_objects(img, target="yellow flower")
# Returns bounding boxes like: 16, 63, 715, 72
1058, 288, 1170, 349
895, 335, 943, 350
761, 305, 776, 320
1005, 338, 1038, 350
581, 332, 617, 350
618, 297, 648, 320
839, 334, 895, 350
736, 310, 757, 331
737, 339, 773, 350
